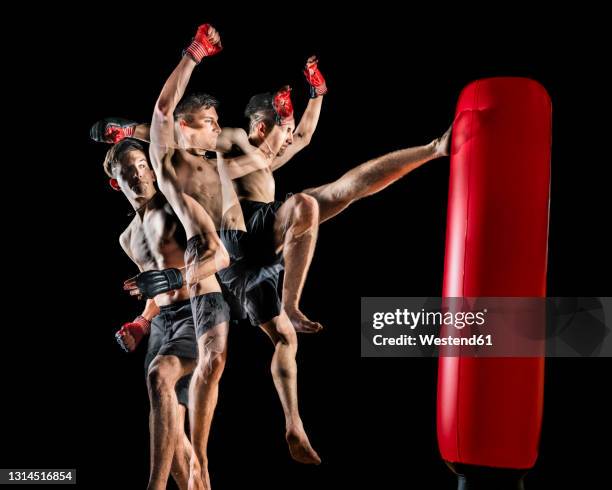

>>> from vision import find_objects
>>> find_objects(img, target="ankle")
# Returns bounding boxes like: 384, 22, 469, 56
286, 418, 304, 435
283, 303, 299, 314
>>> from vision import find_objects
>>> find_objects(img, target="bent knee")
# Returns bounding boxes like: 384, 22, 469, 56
292, 193, 319, 221
275, 325, 298, 348
147, 362, 181, 395
195, 351, 226, 381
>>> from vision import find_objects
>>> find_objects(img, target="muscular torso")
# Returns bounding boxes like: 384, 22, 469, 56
173, 149, 225, 227
171, 148, 276, 227
234, 167, 276, 204
122, 196, 189, 306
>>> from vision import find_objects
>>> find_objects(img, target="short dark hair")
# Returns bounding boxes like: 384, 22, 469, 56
174, 93, 219, 121
103, 138, 146, 178
244, 92, 276, 133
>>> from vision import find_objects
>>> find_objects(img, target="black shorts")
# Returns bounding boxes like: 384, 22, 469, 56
218, 199, 287, 326
144, 298, 197, 407
185, 235, 237, 329
240, 199, 285, 266
190, 291, 231, 338
217, 255, 283, 326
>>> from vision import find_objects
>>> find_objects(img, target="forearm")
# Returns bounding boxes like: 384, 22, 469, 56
141, 298, 160, 322
183, 235, 230, 286
150, 56, 196, 180
155, 55, 197, 118
133, 123, 151, 141
294, 96, 323, 141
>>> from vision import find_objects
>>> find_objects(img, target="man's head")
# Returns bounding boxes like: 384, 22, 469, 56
244, 92, 295, 156
103, 139, 156, 201
174, 93, 221, 153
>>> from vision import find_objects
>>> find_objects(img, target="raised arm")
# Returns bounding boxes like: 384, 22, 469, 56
148, 25, 229, 284
271, 56, 327, 171
149, 24, 221, 205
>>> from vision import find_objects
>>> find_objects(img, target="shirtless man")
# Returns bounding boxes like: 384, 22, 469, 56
90, 57, 327, 334
92, 32, 321, 471
223, 85, 451, 303
131, 23, 322, 479
105, 136, 230, 490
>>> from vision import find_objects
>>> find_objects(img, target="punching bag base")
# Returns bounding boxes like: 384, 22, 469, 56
449, 463, 526, 490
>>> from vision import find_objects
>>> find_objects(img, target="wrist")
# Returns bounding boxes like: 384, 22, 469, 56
141, 311, 155, 322
133, 315, 151, 334
184, 40, 206, 64
309, 83, 328, 98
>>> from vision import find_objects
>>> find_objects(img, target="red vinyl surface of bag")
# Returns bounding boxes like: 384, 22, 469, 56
437, 77, 552, 469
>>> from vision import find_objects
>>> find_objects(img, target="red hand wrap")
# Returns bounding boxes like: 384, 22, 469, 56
117, 316, 151, 351
272, 86, 294, 125
304, 57, 327, 97
184, 24, 222, 63
105, 125, 134, 144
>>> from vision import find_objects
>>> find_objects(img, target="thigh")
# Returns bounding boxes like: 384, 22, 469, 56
197, 321, 230, 357
191, 292, 231, 341
159, 305, 199, 361
243, 269, 283, 326
272, 197, 299, 251
148, 353, 196, 381
302, 181, 353, 224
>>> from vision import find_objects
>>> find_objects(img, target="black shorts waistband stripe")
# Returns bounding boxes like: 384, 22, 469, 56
159, 292, 226, 312
159, 298, 192, 311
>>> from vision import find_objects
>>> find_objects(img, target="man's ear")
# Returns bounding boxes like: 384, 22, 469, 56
109, 178, 121, 191
179, 118, 187, 129
257, 121, 269, 139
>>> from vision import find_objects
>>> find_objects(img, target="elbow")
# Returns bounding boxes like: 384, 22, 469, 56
296, 132, 312, 147
154, 99, 174, 122
206, 236, 230, 271
217, 243, 230, 271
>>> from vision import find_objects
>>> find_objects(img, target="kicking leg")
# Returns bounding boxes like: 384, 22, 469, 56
304, 127, 451, 222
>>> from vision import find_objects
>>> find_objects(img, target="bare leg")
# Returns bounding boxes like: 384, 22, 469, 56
188, 322, 229, 490
273, 194, 322, 333
147, 355, 196, 490
260, 311, 321, 464
271, 130, 451, 331
304, 128, 451, 223
170, 405, 192, 490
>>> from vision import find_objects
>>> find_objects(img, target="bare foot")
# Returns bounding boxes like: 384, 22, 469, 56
433, 124, 452, 157
286, 427, 322, 465
286, 308, 323, 334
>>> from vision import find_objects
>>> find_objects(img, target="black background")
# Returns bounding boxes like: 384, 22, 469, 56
2, 6, 610, 489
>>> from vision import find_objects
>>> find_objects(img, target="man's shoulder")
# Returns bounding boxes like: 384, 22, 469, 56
119, 216, 142, 247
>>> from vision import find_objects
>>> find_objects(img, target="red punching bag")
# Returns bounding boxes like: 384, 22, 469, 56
437, 78, 552, 489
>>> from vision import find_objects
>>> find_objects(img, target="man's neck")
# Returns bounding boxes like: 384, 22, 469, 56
129, 192, 159, 217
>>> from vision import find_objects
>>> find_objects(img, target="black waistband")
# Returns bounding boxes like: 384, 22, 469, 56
158, 292, 225, 312
158, 297, 192, 311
